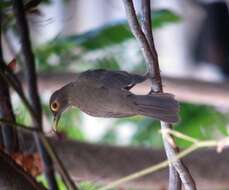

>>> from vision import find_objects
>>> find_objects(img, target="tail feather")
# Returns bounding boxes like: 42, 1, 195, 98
133, 93, 180, 123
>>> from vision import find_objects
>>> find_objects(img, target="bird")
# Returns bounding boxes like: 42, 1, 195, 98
49, 69, 179, 130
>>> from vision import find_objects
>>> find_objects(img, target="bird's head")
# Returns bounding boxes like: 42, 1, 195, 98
49, 88, 70, 131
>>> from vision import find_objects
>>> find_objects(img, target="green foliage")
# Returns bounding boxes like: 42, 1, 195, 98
37, 175, 99, 190
131, 118, 162, 147
152, 9, 181, 28
1, 0, 51, 30
35, 40, 76, 72
93, 57, 120, 70
35, 9, 180, 72
100, 116, 162, 148
100, 127, 119, 144
0, 1, 11, 9
0, 0, 51, 9
58, 109, 85, 141
37, 175, 66, 189
100, 103, 229, 148
66, 9, 181, 51
15, 103, 32, 126
43, 103, 85, 141
174, 103, 229, 148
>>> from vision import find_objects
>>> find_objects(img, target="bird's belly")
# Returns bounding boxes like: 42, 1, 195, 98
76, 89, 133, 118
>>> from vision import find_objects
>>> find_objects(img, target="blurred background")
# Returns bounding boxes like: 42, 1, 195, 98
3, 0, 229, 150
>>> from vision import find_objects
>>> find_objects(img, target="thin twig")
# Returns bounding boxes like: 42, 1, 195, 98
160, 128, 198, 144
122, 0, 156, 81
140, 1, 182, 189
99, 144, 197, 190
0, 66, 37, 119
0, 11, 19, 153
12, 0, 59, 188
0, 118, 80, 190
123, 0, 196, 189
12, 1, 80, 189
140, 0, 162, 92
38, 134, 80, 190
140, 1, 196, 188
0, 119, 39, 132
99, 132, 229, 190
0, 63, 80, 190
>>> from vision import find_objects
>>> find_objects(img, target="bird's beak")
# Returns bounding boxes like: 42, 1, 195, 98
52, 113, 61, 132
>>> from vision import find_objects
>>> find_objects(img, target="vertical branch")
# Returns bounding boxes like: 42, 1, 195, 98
123, 0, 196, 190
140, 1, 196, 190
0, 10, 18, 153
122, 0, 156, 81
12, 1, 79, 190
140, 0, 162, 92
140, 1, 181, 189
11, 1, 58, 189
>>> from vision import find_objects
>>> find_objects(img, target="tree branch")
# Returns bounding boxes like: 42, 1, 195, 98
140, 0, 162, 92
0, 11, 18, 153
12, 0, 59, 189
140, 2, 196, 188
140, 1, 195, 189
0, 67, 80, 190
123, 0, 196, 189
122, 0, 156, 84
140, 1, 181, 189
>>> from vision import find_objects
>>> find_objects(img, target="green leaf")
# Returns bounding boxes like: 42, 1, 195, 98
99, 127, 119, 144
174, 103, 229, 148
93, 57, 120, 70
37, 175, 99, 190
37, 175, 66, 189
103, 103, 228, 148
58, 109, 85, 141
0, 1, 11, 9
152, 9, 181, 28
131, 118, 162, 148
66, 9, 181, 50
35, 9, 181, 71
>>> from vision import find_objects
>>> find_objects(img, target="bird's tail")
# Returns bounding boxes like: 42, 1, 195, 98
133, 93, 180, 123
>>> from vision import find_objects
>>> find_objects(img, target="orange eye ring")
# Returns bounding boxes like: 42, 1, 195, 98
51, 101, 59, 112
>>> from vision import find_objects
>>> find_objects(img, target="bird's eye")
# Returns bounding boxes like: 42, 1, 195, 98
51, 101, 59, 112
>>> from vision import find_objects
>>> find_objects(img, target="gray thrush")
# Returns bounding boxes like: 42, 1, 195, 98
49, 69, 179, 130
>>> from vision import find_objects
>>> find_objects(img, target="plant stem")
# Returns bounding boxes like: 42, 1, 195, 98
123, 0, 196, 189
12, 0, 58, 189
0, 119, 39, 132
0, 10, 19, 153
99, 144, 198, 190
99, 132, 229, 190
141, 0, 196, 188
140, 1, 182, 189
0, 118, 80, 190
38, 134, 79, 190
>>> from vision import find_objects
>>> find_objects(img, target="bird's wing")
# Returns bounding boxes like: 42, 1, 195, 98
79, 69, 146, 89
